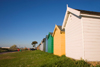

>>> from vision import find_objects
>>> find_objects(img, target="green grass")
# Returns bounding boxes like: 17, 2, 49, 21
0, 50, 99, 67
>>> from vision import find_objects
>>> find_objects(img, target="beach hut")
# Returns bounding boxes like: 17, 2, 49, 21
43, 38, 46, 51
53, 25, 65, 56
62, 5, 100, 61
45, 35, 48, 52
37, 44, 41, 50
39, 38, 45, 51
48, 32, 53, 53
39, 43, 42, 51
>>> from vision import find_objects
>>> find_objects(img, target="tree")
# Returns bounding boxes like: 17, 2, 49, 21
24, 47, 28, 50
10, 44, 17, 50
31, 41, 38, 47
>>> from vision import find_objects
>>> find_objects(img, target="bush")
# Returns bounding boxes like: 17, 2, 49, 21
95, 65, 100, 67
0, 48, 11, 53
41, 55, 90, 67
10, 45, 18, 51
75, 60, 90, 67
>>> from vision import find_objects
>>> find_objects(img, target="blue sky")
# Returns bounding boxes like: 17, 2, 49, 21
0, 0, 100, 48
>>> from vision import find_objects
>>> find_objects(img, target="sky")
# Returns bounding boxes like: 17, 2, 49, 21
0, 0, 100, 48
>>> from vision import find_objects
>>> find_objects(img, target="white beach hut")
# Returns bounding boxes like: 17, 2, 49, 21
62, 5, 100, 61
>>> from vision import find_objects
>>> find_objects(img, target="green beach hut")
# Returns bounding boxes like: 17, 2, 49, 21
48, 32, 53, 53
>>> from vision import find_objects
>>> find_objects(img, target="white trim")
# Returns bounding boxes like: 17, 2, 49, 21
68, 7, 80, 16
62, 6, 80, 29
62, 9, 68, 29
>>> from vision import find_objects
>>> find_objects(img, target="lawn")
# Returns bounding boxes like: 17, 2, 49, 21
0, 50, 99, 67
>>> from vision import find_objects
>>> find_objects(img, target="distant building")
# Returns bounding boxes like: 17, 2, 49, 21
1, 47, 10, 49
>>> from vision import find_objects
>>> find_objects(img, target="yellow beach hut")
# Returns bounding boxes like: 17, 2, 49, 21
53, 25, 65, 56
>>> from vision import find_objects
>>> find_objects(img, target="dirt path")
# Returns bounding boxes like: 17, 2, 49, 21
0, 51, 18, 55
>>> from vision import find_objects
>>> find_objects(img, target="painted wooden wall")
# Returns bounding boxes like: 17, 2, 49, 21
65, 13, 84, 59
37, 45, 40, 50
82, 17, 100, 61
45, 35, 48, 52
53, 25, 65, 56
54, 26, 61, 56
43, 39, 46, 52
40, 42, 44, 51
61, 32, 65, 55
48, 33, 53, 53
39, 44, 41, 51
64, 12, 100, 61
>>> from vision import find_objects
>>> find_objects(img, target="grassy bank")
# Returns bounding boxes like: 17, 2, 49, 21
0, 50, 99, 67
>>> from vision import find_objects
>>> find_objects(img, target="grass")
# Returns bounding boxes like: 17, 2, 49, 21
0, 50, 100, 67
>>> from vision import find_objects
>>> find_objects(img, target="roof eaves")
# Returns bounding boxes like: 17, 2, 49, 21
49, 32, 53, 36
76, 9, 100, 16
57, 25, 65, 32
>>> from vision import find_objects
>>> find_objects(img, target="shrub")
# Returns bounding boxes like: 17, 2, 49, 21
41, 55, 90, 67
95, 65, 100, 67
0, 48, 11, 52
